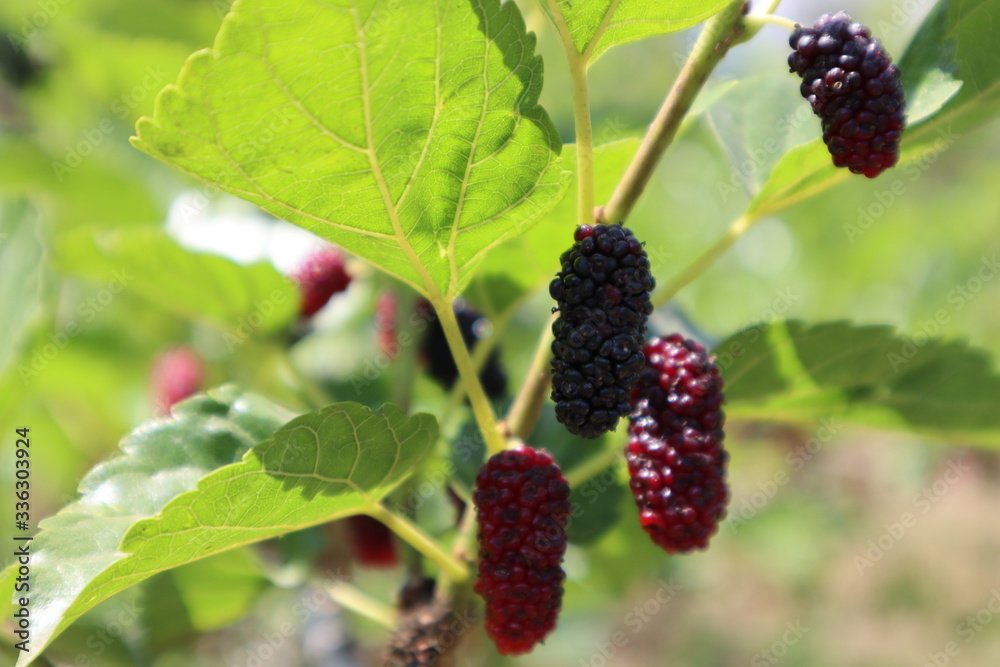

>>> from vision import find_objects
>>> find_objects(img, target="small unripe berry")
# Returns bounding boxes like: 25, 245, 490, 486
292, 246, 352, 318
150, 346, 205, 415
474, 447, 570, 655
346, 515, 398, 568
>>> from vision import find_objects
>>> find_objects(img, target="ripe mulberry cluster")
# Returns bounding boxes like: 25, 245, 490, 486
292, 246, 352, 318
474, 447, 570, 655
418, 300, 507, 400
549, 224, 655, 439
626, 335, 729, 554
788, 12, 906, 178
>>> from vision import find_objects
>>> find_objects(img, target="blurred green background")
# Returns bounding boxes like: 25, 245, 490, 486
2, 0, 999, 665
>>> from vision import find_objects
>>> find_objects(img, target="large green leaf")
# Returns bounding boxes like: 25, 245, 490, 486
132, 0, 565, 300
745, 0, 1000, 219
55, 226, 297, 334
2, 391, 436, 664
544, 0, 731, 64
717, 320, 1000, 444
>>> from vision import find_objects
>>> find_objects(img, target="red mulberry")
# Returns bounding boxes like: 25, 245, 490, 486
788, 12, 906, 178
346, 515, 398, 568
549, 224, 655, 439
150, 346, 205, 415
626, 335, 729, 554
292, 246, 352, 318
474, 447, 571, 655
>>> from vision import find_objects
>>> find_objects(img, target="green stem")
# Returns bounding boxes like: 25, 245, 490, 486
503, 311, 556, 441
368, 505, 470, 583
744, 14, 799, 33
278, 348, 331, 411
652, 212, 761, 308
565, 443, 623, 487
601, 0, 748, 224
544, 0, 595, 226
433, 299, 506, 457
312, 577, 397, 630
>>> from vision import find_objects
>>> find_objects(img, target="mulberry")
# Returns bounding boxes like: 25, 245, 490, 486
292, 246, 352, 318
150, 346, 205, 415
549, 223, 655, 438
626, 335, 729, 554
474, 447, 571, 655
346, 515, 398, 568
788, 11, 906, 178
418, 300, 507, 400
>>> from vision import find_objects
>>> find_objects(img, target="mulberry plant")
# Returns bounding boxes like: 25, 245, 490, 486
15, 0, 996, 665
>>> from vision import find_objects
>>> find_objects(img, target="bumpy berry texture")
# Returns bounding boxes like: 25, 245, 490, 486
292, 246, 352, 318
346, 515, 398, 568
385, 578, 469, 667
627, 335, 729, 554
788, 12, 906, 178
474, 447, 571, 655
418, 299, 507, 400
549, 223, 655, 438
150, 347, 205, 415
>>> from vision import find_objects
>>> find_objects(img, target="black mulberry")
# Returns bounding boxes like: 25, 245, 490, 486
627, 335, 729, 554
549, 224, 655, 438
418, 300, 507, 400
789, 11, 906, 178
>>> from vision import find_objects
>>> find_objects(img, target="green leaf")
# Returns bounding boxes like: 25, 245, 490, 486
745, 0, 1000, 219
0, 201, 46, 378
717, 320, 1000, 444
546, 0, 731, 64
55, 226, 297, 334
2, 392, 435, 664
132, 0, 565, 300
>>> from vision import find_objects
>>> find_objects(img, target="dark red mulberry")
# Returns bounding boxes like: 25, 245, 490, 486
789, 12, 906, 178
418, 299, 507, 400
292, 246, 352, 318
474, 447, 571, 655
626, 335, 729, 554
346, 515, 398, 568
150, 346, 205, 415
549, 223, 655, 438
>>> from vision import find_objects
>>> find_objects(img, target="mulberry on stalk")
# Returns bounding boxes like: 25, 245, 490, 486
627, 335, 729, 554
788, 11, 906, 178
549, 223, 655, 439
474, 447, 570, 655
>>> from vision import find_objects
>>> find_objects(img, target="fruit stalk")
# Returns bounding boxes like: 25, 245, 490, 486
601, 0, 748, 224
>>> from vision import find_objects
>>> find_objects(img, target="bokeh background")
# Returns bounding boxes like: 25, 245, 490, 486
2, 0, 999, 665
